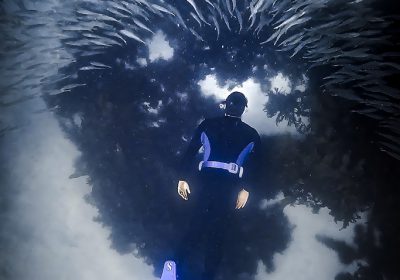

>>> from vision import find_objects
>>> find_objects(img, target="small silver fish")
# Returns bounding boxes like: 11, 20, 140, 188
235, 8, 243, 32
225, 0, 233, 16
90, 62, 111, 68
151, 4, 175, 16
189, 28, 205, 41
186, 0, 208, 24
79, 66, 105, 71
190, 12, 202, 27
133, 19, 154, 34
210, 15, 220, 39
119, 30, 146, 44
222, 12, 231, 31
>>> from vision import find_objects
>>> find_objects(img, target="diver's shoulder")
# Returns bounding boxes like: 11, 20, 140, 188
241, 121, 260, 137
198, 116, 219, 128
203, 116, 224, 123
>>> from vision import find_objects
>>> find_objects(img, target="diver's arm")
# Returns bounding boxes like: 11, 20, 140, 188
241, 132, 262, 193
236, 133, 261, 209
177, 120, 206, 200
177, 119, 206, 181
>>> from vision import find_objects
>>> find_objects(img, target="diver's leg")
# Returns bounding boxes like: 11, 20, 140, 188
201, 201, 234, 280
173, 198, 208, 279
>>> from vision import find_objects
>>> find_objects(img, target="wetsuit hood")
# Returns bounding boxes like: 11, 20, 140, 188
223, 91, 248, 117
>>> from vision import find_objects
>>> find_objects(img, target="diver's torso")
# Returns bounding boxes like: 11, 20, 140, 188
195, 115, 257, 187
200, 115, 257, 164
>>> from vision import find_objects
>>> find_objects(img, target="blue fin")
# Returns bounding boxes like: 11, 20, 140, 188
160, 260, 176, 280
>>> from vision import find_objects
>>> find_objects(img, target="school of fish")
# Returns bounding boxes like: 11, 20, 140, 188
0, 0, 399, 159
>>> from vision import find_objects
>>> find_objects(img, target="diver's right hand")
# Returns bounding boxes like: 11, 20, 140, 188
177, 180, 191, 200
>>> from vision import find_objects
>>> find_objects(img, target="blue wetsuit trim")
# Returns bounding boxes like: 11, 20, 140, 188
201, 132, 211, 162
236, 142, 255, 166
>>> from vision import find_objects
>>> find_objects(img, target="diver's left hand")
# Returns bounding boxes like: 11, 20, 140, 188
235, 189, 249, 209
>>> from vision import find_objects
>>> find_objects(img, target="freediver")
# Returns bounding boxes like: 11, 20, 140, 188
173, 91, 262, 280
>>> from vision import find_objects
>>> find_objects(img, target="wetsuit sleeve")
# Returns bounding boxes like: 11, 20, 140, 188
177, 120, 206, 182
241, 131, 262, 193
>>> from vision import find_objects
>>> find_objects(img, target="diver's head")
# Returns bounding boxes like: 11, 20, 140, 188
222, 91, 248, 117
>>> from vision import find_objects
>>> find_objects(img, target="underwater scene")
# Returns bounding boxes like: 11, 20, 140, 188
0, 0, 399, 280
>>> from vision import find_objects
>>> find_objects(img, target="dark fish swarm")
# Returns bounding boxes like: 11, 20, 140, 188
0, 0, 399, 159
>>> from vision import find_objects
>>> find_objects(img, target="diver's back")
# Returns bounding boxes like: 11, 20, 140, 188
201, 115, 257, 164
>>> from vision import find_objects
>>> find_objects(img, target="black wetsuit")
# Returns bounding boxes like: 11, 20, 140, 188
174, 115, 261, 280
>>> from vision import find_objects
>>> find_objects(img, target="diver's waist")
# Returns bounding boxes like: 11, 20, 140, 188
198, 160, 244, 178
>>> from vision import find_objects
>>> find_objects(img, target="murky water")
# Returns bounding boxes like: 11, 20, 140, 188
1, 1, 399, 280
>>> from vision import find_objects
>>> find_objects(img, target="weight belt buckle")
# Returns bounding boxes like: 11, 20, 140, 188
228, 162, 239, 174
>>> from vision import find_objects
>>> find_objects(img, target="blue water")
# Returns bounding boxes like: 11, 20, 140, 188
0, 1, 399, 280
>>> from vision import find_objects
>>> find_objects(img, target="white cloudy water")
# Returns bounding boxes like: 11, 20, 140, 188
0, 99, 157, 280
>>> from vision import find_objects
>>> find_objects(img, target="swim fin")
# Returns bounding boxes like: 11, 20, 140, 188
160, 260, 177, 280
